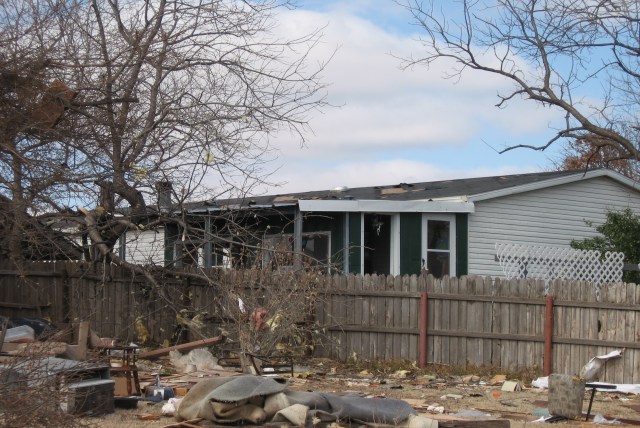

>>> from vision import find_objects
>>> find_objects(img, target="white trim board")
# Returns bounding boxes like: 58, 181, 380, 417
298, 199, 474, 213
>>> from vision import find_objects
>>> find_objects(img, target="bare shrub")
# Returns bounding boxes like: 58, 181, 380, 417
0, 346, 97, 427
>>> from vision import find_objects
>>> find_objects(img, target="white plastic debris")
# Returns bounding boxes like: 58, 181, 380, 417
452, 409, 490, 419
161, 397, 182, 416
580, 350, 623, 382
532, 376, 549, 389
4, 325, 35, 343
593, 414, 621, 425
169, 348, 223, 372
426, 404, 445, 414
533, 378, 640, 395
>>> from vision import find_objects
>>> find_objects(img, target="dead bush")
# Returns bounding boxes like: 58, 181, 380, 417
0, 346, 96, 428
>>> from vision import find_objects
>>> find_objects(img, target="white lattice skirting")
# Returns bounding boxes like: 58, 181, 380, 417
495, 242, 624, 295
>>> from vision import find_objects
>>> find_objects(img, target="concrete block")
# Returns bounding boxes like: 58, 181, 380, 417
548, 374, 586, 419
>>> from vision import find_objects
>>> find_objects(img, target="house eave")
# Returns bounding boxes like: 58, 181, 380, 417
298, 199, 475, 213
188, 202, 298, 213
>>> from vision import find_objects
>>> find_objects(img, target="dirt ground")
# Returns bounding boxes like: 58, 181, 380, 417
82, 358, 640, 428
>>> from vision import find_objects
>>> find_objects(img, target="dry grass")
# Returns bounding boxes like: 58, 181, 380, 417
317, 357, 543, 384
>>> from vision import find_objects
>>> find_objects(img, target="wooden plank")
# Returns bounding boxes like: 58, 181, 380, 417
462, 276, 476, 365
400, 275, 411, 360
495, 278, 509, 370
504, 278, 518, 371
392, 275, 402, 360
425, 275, 435, 364
479, 276, 491, 366
376, 274, 385, 360
432, 276, 443, 364
408, 274, 419, 360
138, 335, 225, 359
384, 274, 394, 360
578, 281, 592, 381
0, 270, 65, 277
363, 274, 376, 359
445, 276, 457, 365
630, 283, 639, 382
350, 274, 362, 361
570, 277, 583, 377
618, 283, 631, 383
163, 418, 205, 428
321, 286, 640, 311
112, 265, 121, 340
336, 273, 347, 360
0, 301, 50, 309
442, 276, 452, 365
359, 274, 370, 359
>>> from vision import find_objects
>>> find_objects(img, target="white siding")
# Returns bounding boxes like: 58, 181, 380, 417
117, 228, 166, 266
468, 176, 640, 277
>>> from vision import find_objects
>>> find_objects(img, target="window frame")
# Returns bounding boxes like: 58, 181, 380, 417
421, 214, 457, 278
360, 213, 400, 276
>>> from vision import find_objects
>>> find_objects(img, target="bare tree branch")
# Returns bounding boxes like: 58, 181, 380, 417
400, 0, 640, 161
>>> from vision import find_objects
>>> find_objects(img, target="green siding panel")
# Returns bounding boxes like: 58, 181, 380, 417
348, 213, 361, 274
400, 213, 422, 275
456, 213, 468, 276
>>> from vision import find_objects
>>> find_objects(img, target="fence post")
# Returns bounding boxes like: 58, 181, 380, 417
544, 295, 554, 376
419, 291, 428, 368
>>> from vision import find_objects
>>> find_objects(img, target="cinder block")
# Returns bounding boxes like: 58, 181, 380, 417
548, 374, 586, 419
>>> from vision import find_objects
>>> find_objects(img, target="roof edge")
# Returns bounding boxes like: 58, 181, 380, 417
468, 169, 640, 202
298, 199, 475, 213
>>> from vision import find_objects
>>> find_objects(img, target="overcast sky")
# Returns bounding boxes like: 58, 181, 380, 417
255, 0, 565, 195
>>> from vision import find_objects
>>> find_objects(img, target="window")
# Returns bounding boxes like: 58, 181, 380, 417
263, 232, 331, 270
422, 215, 456, 278
362, 213, 400, 275
199, 242, 232, 268
302, 233, 330, 265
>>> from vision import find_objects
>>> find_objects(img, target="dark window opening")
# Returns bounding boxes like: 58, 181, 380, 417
363, 214, 391, 275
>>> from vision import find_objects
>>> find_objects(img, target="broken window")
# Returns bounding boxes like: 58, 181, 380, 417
263, 232, 330, 270
363, 214, 392, 275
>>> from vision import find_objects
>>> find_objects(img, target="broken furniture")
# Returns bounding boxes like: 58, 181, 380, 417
0, 320, 90, 359
61, 320, 90, 360
98, 344, 141, 396
218, 351, 294, 376
0, 357, 114, 416
585, 382, 617, 421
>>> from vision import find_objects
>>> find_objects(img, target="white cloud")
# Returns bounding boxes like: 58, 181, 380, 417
244, 4, 562, 195
262, 158, 540, 194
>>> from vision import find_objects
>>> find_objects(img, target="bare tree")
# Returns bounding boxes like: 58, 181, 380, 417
1, 0, 328, 265
401, 0, 640, 161
0, 0, 332, 351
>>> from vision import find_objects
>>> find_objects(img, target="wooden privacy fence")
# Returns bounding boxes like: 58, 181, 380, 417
316, 274, 640, 384
0, 260, 187, 345
0, 260, 639, 383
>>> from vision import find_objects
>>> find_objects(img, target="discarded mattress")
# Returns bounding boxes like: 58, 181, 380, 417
177, 375, 436, 427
